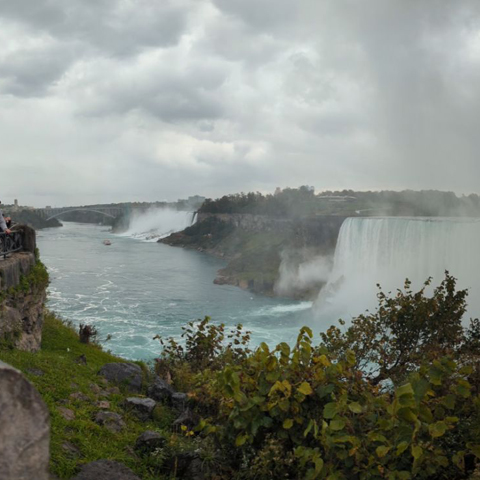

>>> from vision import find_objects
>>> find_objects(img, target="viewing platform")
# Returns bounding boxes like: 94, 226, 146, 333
0, 225, 37, 290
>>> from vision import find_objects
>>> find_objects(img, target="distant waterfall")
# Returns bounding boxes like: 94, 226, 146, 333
318, 217, 480, 319
119, 208, 195, 242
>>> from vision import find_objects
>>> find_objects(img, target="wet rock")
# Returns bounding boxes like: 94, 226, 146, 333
124, 397, 156, 421
98, 363, 143, 392
173, 409, 199, 430
0, 361, 50, 480
172, 392, 188, 411
135, 431, 166, 454
58, 407, 75, 421
72, 460, 141, 480
94, 411, 126, 433
147, 376, 174, 402
95, 400, 111, 409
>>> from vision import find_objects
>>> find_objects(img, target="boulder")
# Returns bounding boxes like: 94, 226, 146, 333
98, 363, 143, 392
135, 431, 166, 454
173, 408, 199, 430
94, 411, 126, 433
171, 392, 188, 411
124, 397, 156, 421
147, 376, 174, 402
0, 361, 50, 480
169, 452, 205, 480
72, 460, 140, 480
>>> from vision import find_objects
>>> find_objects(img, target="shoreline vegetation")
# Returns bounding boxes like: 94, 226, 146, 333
3, 266, 480, 478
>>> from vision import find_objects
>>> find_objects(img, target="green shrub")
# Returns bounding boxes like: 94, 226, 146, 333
157, 274, 480, 479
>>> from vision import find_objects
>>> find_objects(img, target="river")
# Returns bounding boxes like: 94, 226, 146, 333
37, 222, 314, 360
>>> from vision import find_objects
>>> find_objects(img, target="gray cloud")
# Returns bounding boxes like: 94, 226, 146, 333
1, 0, 480, 206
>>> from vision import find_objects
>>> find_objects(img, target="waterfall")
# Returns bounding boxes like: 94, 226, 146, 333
118, 208, 194, 242
317, 217, 480, 319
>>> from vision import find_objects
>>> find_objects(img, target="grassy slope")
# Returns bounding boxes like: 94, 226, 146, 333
0, 313, 175, 479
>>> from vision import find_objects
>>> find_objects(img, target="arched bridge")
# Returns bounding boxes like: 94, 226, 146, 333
35, 206, 127, 221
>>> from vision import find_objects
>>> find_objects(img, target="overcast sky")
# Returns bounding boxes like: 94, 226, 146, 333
1, 0, 480, 207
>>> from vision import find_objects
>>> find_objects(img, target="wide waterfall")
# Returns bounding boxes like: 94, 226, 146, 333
317, 217, 480, 320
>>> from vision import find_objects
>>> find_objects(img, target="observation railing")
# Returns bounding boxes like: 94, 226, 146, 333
0, 230, 23, 259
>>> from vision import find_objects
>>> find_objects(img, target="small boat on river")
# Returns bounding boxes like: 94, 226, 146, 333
103, 240, 112, 246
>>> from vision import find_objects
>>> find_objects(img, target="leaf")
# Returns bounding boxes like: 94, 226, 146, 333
469, 444, 480, 458
348, 402, 362, 414
429, 421, 448, 438
324, 402, 338, 419
396, 441, 409, 456
453, 451, 465, 470
376, 446, 391, 458
298, 382, 313, 396
283, 418, 294, 429
235, 434, 248, 447
411, 445, 423, 460
441, 394, 456, 410
316, 384, 334, 399
396, 383, 414, 398
304, 419, 314, 438
330, 419, 346, 431
345, 349, 356, 366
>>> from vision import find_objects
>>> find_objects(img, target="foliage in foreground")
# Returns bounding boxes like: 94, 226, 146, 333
157, 273, 480, 479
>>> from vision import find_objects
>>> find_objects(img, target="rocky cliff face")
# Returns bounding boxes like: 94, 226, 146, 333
162, 214, 347, 298
0, 226, 48, 352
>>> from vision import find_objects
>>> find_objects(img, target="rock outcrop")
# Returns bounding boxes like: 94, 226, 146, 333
0, 226, 48, 352
98, 362, 144, 392
0, 361, 50, 480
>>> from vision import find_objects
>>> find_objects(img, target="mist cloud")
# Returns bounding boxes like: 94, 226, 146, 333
1, 0, 480, 206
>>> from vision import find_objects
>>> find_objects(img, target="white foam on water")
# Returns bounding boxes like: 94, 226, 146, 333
253, 301, 313, 317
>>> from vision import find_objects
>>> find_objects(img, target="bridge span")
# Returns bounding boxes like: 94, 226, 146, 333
35, 206, 127, 221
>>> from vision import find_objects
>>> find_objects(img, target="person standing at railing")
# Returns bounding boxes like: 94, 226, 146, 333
0, 209, 11, 234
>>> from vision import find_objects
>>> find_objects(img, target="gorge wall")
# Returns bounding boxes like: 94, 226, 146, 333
0, 226, 48, 352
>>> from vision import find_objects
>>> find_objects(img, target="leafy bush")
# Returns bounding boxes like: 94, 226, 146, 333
320, 273, 477, 386
157, 275, 480, 479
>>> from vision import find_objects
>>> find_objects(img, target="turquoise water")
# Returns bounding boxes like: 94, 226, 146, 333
37, 222, 314, 360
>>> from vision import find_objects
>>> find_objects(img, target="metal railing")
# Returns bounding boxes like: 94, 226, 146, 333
0, 231, 23, 259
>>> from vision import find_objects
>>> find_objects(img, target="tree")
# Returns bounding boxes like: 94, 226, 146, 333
319, 272, 476, 386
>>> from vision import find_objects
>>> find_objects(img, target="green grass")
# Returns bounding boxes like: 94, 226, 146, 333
0, 313, 178, 479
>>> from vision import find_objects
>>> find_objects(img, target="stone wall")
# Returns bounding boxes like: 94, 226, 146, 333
0, 226, 47, 352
